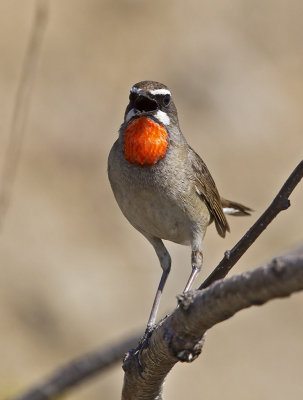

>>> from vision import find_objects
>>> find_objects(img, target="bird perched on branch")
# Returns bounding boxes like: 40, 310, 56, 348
108, 80, 251, 332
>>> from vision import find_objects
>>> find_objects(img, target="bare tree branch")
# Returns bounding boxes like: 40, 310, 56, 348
200, 159, 303, 289
10, 250, 303, 400
10, 334, 141, 400
121, 252, 303, 400
9, 161, 303, 400
0, 0, 48, 230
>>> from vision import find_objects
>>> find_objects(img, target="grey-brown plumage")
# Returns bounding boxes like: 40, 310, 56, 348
108, 80, 251, 329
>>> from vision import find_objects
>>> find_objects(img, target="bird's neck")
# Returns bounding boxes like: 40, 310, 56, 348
124, 117, 169, 166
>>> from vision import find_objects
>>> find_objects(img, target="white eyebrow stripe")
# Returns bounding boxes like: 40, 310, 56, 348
130, 87, 142, 93
149, 88, 171, 96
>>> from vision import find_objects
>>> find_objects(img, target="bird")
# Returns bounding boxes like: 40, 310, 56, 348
108, 80, 251, 333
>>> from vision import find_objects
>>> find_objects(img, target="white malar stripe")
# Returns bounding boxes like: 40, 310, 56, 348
154, 110, 170, 126
130, 87, 142, 93
125, 108, 138, 123
223, 207, 238, 215
125, 108, 170, 126
149, 88, 171, 96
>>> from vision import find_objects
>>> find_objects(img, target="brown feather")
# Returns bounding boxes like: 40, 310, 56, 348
189, 147, 229, 238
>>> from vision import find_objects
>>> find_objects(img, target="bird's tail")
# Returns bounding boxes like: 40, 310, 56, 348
221, 198, 253, 216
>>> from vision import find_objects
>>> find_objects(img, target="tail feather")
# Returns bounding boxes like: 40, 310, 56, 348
221, 198, 252, 216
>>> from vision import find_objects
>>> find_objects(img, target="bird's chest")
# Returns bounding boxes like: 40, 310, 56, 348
108, 141, 193, 243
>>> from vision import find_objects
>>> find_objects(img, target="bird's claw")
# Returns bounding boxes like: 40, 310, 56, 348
129, 325, 155, 379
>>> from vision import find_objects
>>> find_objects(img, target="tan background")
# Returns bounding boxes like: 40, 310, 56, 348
1, 1, 302, 399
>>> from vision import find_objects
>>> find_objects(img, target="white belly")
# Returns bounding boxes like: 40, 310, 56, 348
112, 183, 192, 244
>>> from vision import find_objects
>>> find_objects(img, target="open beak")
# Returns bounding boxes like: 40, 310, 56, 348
134, 94, 158, 113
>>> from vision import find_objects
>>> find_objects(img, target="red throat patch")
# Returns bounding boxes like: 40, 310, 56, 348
124, 117, 169, 166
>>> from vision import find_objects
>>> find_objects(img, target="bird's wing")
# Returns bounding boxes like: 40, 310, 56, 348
189, 146, 229, 238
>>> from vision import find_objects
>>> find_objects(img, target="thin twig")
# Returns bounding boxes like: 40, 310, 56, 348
10, 334, 141, 400
0, 0, 48, 230
199, 160, 303, 290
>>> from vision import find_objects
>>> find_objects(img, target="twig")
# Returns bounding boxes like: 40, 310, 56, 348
121, 252, 303, 400
10, 334, 141, 400
199, 160, 303, 289
0, 0, 48, 230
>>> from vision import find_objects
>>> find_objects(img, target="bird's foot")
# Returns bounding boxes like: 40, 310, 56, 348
127, 325, 156, 379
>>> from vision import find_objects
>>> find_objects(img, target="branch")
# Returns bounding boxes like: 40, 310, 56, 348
200, 159, 303, 289
11, 251, 303, 400
10, 334, 141, 400
121, 252, 303, 400
0, 0, 48, 230
10, 161, 303, 400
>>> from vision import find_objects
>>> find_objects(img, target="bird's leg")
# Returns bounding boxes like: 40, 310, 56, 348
146, 263, 171, 329
131, 237, 171, 376
143, 236, 171, 330
184, 247, 203, 292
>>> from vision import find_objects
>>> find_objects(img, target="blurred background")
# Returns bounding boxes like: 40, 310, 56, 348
0, 0, 302, 399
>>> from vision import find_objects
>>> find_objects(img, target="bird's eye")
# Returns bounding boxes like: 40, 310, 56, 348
129, 92, 136, 103
162, 94, 171, 107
